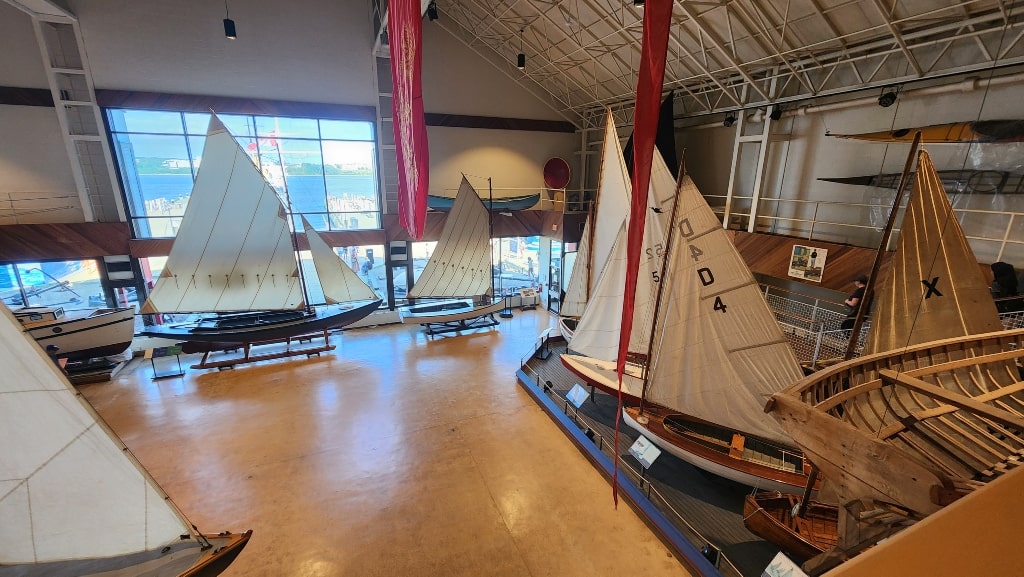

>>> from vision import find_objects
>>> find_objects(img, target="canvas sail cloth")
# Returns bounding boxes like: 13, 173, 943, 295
641, 174, 805, 446
566, 150, 676, 365
864, 149, 1004, 354
301, 216, 378, 304
559, 113, 632, 320
0, 306, 213, 571
408, 176, 492, 299
140, 115, 304, 314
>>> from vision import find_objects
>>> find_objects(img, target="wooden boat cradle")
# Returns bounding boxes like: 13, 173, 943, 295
190, 329, 336, 370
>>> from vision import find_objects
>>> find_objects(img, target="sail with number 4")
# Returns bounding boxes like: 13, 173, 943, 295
619, 167, 813, 493
0, 304, 251, 575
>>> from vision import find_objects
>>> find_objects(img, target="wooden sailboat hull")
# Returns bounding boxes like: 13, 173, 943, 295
20, 307, 135, 361
428, 192, 540, 211
1, 530, 252, 577
830, 119, 1024, 143
820, 169, 1023, 195
139, 299, 381, 344
622, 405, 813, 494
398, 298, 504, 325
742, 492, 838, 562
557, 316, 578, 342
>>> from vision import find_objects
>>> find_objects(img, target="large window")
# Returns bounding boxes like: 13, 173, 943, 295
107, 109, 380, 238
0, 260, 107, 311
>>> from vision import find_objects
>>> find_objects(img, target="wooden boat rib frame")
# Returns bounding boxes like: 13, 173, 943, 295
775, 327, 1024, 501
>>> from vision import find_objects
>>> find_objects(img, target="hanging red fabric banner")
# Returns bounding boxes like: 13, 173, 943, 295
388, 0, 430, 240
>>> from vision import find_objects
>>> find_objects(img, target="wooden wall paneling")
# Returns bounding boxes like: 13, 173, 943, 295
0, 223, 131, 261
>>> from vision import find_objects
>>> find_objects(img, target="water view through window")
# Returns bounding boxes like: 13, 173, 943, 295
107, 110, 381, 239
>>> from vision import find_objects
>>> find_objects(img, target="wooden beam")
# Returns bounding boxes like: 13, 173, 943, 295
878, 369, 1024, 431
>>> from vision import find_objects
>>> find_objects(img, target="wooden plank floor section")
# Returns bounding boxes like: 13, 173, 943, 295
524, 340, 782, 577
78, 310, 695, 577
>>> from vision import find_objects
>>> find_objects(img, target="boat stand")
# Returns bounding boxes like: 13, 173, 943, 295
191, 329, 336, 370
421, 312, 500, 337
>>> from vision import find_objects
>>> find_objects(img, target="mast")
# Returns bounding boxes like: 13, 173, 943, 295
489, 176, 495, 299
270, 137, 313, 313
843, 131, 921, 360
638, 161, 685, 417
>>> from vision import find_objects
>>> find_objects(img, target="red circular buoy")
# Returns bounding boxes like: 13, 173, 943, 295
543, 157, 571, 189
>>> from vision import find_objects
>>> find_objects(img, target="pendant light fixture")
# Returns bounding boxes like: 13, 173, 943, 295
517, 28, 526, 70
223, 0, 237, 39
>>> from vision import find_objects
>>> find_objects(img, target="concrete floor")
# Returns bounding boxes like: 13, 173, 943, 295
79, 309, 695, 577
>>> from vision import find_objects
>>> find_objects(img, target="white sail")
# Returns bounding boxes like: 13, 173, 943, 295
644, 174, 805, 446
568, 151, 676, 361
302, 216, 378, 304
864, 149, 1003, 354
0, 305, 190, 563
140, 114, 304, 314
558, 215, 591, 319
587, 112, 632, 300
408, 176, 492, 299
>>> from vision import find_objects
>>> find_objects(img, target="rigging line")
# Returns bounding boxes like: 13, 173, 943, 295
872, 20, 1015, 440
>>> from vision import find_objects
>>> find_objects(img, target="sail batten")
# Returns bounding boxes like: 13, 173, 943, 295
408, 177, 492, 299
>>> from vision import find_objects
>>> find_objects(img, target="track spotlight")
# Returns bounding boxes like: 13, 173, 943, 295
584, 428, 596, 440
769, 106, 782, 121
223, 0, 236, 39
517, 28, 526, 70
878, 90, 898, 108
426, 1, 439, 21
723, 114, 736, 128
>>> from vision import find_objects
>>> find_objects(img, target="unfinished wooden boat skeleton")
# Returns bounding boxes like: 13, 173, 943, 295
765, 148, 1012, 573
399, 176, 503, 335
0, 305, 251, 576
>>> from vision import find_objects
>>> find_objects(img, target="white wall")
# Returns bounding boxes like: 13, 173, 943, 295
68, 0, 377, 105
679, 77, 1024, 263
421, 22, 567, 121
426, 126, 578, 199
0, 4, 47, 87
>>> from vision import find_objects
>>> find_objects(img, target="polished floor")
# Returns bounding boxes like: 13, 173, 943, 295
79, 309, 695, 577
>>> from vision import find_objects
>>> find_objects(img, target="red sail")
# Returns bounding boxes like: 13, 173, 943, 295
618, 1, 672, 380
388, 0, 430, 239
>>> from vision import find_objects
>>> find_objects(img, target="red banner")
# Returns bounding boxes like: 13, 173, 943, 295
618, 1, 672, 379
613, 0, 672, 506
388, 0, 429, 240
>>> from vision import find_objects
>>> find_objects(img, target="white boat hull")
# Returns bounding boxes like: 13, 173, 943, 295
399, 298, 505, 325
21, 307, 135, 361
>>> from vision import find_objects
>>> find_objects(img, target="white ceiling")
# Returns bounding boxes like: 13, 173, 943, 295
424, 0, 1024, 127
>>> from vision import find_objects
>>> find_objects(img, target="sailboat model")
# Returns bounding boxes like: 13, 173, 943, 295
139, 115, 381, 350
399, 176, 504, 334
0, 304, 251, 575
618, 166, 814, 494
558, 113, 632, 341
765, 149, 1014, 572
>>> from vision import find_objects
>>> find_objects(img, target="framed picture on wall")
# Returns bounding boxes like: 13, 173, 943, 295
789, 245, 828, 282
